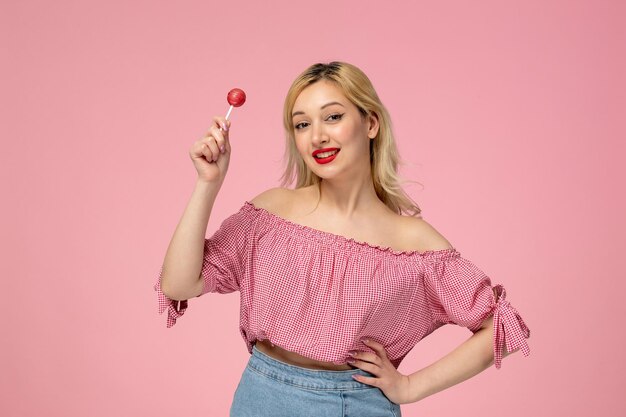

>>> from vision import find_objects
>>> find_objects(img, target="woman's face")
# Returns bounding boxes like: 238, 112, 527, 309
291, 80, 379, 182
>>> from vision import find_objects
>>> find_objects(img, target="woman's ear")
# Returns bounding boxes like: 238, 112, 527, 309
367, 111, 380, 139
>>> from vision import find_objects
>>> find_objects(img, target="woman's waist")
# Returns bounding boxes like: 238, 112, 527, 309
254, 339, 354, 371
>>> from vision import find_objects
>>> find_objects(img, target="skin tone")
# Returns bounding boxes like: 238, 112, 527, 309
291, 80, 384, 219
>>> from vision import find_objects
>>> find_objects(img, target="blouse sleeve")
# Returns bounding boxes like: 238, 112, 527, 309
424, 250, 531, 369
153, 203, 257, 328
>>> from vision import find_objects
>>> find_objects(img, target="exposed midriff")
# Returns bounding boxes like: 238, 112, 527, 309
254, 339, 354, 371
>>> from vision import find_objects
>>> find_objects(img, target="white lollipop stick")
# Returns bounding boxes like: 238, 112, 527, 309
225, 105, 234, 121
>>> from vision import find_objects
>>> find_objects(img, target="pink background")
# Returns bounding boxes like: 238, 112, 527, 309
3, 1, 624, 416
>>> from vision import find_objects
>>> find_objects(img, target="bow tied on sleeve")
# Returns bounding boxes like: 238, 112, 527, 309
492, 284, 530, 369
154, 268, 188, 328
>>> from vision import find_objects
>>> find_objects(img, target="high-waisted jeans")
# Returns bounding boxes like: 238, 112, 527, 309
230, 344, 402, 417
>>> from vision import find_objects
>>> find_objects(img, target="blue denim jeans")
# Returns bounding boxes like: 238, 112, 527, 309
230, 344, 402, 417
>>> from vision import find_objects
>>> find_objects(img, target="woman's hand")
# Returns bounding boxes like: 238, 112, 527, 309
349, 339, 413, 405
190, 116, 232, 185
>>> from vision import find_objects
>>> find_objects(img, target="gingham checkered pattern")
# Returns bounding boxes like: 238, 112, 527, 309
154, 201, 530, 369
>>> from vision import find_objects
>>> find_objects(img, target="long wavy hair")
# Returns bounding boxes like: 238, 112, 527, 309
279, 61, 422, 216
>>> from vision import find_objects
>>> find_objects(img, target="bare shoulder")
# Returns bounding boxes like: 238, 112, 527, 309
250, 184, 319, 217
398, 214, 454, 252
249, 187, 295, 216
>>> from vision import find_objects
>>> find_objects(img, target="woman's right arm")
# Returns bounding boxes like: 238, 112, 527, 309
159, 116, 232, 301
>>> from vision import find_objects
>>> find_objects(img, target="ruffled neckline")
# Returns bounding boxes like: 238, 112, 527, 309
243, 201, 460, 260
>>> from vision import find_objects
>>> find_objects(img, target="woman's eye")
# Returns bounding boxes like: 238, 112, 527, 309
294, 122, 309, 130
327, 113, 344, 122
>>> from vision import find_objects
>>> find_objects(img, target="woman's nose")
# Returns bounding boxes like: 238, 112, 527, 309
311, 123, 329, 146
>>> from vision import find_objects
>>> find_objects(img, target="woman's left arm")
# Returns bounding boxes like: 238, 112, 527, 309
352, 315, 518, 405
351, 223, 530, 403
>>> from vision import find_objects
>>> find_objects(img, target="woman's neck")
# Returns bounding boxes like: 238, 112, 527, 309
316, 177, 385, 219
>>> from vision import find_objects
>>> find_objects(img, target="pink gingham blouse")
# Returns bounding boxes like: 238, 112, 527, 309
154, 201, 530, 369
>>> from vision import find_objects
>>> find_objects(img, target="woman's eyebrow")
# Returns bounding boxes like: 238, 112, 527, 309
292, 101, 345, 118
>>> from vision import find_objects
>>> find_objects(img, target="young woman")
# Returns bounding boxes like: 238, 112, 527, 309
154, 62, 531, 417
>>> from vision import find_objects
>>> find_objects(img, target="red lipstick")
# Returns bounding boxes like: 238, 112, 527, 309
312, 148, 340, 164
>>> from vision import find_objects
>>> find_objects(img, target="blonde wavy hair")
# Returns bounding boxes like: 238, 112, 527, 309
279, 61, 422, 216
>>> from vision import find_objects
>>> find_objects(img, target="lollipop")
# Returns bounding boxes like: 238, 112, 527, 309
225, 88, 246, 121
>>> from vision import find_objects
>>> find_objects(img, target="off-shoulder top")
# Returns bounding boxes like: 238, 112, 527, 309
154, 201, 530, 369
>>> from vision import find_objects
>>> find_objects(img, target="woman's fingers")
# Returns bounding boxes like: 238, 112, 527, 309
347, 339, 391, 377
351, 373, 380, 387
193, 139, 211, 159
192, 115, 232, 166
213, 116, 230, 144
350, 351, 381, 365
363, 339, 389, 361
200, 119, 228, 161
202, 137, 220, 162
212, 115, 231, 137
210, 122, 229, 152
349, 358, 381, 376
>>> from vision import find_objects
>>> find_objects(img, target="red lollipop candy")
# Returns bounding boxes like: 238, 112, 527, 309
227, 88, 246, 107
225, 88, 246, 121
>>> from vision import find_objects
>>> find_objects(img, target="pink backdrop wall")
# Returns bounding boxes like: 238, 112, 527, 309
3, 1, 624, 416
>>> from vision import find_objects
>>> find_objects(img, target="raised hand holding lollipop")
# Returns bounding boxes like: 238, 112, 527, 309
191, 88, 246, 184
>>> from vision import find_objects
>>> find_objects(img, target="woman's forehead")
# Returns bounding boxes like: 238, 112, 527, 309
293, 81, 350, 113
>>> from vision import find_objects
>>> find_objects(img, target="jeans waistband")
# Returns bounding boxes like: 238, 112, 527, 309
248, 344, 377, 391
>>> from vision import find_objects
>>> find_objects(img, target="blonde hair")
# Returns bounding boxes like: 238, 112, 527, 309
279, 61, 422, 216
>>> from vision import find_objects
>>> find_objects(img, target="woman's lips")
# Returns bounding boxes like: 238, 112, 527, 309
313, 149, 339, 164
